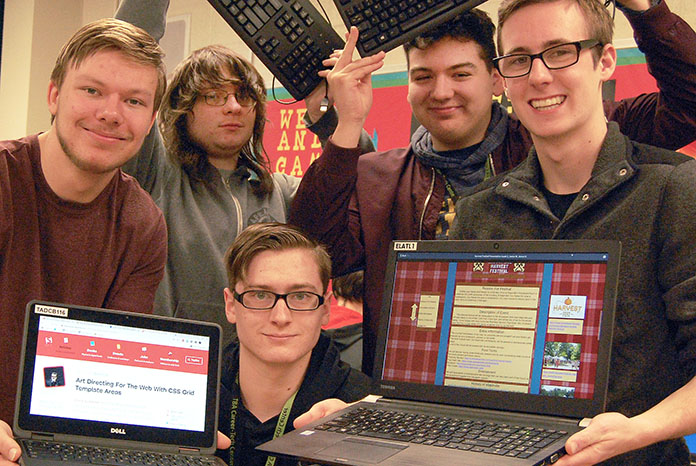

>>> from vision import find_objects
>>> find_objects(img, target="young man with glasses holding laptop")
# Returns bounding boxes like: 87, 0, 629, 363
216, 223, 371, 465
0, 223, 370, 465
449, 0, 696, 464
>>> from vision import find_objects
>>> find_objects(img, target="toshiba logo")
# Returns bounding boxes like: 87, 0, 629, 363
110, 428, 126, 435
393, 242, 417, 251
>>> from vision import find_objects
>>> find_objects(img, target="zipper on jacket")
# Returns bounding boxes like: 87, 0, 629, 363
222, 175, 244, 235
419, 167, 436, 240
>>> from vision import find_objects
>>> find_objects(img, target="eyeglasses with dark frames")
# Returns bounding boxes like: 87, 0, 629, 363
233, 290, 325, 311
493, 39, 603, 78
604, 0, 616, 20
200, 89, 255, 108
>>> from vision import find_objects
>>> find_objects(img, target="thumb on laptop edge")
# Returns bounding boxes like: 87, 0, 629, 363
216, 431, 231, 450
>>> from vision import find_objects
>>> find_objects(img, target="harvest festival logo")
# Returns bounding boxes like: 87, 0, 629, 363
549, 295, 588, 319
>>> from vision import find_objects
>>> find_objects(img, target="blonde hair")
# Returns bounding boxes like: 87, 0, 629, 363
50, 18, 166, 115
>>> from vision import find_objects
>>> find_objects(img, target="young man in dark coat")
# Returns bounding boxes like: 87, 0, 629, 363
451, 0, 696, 463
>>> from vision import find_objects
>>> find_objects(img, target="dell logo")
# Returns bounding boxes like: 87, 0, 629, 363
110, 427, 126, 435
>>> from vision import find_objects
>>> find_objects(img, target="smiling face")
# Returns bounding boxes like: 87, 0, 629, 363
47, 49, 158, 175
185, 69, 256, 167
498, 0, 615, 143
224, 248, 330, 370
407, 37, 503, 151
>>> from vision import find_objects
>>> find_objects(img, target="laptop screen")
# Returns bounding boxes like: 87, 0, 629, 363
15, 301, 221, 450
374, 240, 620, 419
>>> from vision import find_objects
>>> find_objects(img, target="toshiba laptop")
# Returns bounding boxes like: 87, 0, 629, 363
259, 239, 621, 465
14, 300, 226, 465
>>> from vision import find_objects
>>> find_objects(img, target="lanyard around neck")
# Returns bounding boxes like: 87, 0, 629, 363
229, 373, 299, 466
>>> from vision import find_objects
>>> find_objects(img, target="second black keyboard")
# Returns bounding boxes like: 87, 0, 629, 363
333, 0, 490, 56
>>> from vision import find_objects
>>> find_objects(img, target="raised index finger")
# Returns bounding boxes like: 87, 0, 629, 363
334, 26, 360, 70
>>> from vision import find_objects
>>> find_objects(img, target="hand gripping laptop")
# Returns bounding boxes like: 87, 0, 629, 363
259, 239, 620, 465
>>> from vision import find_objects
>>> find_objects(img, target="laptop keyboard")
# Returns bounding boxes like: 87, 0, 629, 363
206, 0, 344, 101
22, 440, 220, 465
314, 406, 567, 459
333, 0, 489, 55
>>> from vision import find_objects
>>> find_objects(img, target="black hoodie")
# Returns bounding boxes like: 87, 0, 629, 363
216, 333, 372, 465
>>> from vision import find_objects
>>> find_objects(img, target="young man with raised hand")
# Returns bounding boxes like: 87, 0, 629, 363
114, 0, 300, 347
0, 18, 167, 427
449, 0, 696, 464
115, 0, 374, 350
290, 0, 696, 376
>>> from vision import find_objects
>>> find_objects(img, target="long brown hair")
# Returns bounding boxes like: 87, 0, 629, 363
159, 45, 273, 196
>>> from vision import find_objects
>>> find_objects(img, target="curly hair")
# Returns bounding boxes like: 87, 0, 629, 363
332, 270, 364, 303
403, 8, 497, 72
158, 45, 273, 196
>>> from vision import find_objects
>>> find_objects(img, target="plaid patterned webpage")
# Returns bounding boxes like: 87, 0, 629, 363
381, 254, 608, 401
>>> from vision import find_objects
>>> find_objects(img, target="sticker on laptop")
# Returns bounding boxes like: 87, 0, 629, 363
35, 304, 69, 317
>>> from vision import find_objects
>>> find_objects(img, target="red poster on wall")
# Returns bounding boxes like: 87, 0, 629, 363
262, 53, 694, 174
263, 86, 411, 176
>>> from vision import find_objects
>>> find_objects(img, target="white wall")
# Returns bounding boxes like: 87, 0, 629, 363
1, 0, 693, 140
0, 0, 36, 140
0, 0, 117, 140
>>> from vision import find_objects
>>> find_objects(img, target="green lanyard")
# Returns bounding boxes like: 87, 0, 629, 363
484, 153, 496, 180
229, 374, 299, 466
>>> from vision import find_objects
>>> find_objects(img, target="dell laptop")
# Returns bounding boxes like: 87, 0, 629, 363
14, 300, 226, 465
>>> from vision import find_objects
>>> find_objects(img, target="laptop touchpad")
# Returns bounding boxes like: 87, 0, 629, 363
317, 437, 406, 463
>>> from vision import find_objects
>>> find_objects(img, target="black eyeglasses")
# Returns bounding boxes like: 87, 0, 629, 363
604, 0, 616, 20
493, 39, 602, 78
200, 89, 255, 108
233, 290, 325, 311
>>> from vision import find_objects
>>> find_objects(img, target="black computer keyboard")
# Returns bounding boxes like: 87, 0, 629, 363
207, 0, 345, 101
22, 439, 220, 465
333, 0, 490, 56
314, 406, 567, 459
